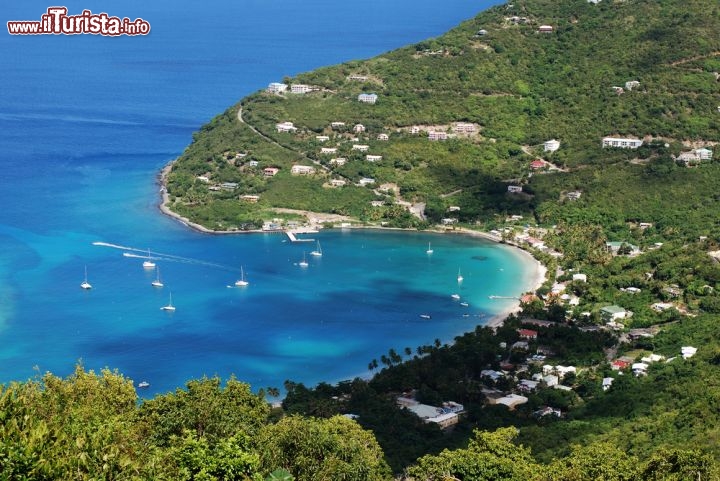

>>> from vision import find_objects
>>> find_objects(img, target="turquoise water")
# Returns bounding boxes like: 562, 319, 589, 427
0, 0, 535, 396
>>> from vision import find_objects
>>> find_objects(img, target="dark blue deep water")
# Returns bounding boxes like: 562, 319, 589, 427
0, 0, 536, 396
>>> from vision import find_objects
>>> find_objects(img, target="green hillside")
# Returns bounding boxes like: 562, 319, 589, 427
166, 0, 720, 233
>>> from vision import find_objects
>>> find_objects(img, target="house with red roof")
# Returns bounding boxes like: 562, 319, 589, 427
530, 160, 546, 170
518, 329, 538, 340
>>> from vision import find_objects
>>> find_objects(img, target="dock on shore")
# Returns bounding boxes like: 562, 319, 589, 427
285, 230, 316, 242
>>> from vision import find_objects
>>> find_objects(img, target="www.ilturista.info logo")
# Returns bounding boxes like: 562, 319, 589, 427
7, 7, 151, 36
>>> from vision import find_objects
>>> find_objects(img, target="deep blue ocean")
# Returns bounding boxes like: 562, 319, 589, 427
0, 0, 533, 396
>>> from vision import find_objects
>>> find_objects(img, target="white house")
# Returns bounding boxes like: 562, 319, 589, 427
507, 185, 523, 193
602, 377, 613, 391
366, 155, 383, 162
354, 124, 366, 133
275, 121, 297, 133
348, 74, 368, 81
566, 191, 582, 200
315, 135, 330, 142
358, 177, 375, 186
625, 80, 640, 91
493, 394, 528, 410
320, 147, 337, 154
377, 133, 389, 141
409, 126, 421, 134
352, 144, 369, 151
329, 157, 347, 166
290, 84, 312, 94
572, 273, 587, 282
695, 148, 713, 160
330, 179, 346, 187
428, 131, 448, 141
538, 25, 554, 33
263, 167, 279, 177
453, 122, 476, 133
358, 93, 378, 104
544, 139, 560, 152
600, 305, 629, 322
681, 346, 697, 359
602, 137, 644, 149
290, 165, 315, 175
330, 122, 346, 129
266, 82, 288, 94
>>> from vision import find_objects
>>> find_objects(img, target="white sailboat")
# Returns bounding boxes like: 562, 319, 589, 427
160, 291, 176, 311
142, 248, 156, 269
310, 241, 323, 257
298, 252, 309, 267
151, 266, 164, 287
234, 266, 249, 287
457, 268, 464, 283
426, 242, 433, 254
80, 265, 92, 290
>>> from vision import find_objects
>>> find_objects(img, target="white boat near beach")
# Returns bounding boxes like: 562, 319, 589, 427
151, 267, 164, 288
235, 266, 249, 287
142, 248, 156, 269
160, 291, 175, 311
310, 241, 323, 257
80, 265, 92, 290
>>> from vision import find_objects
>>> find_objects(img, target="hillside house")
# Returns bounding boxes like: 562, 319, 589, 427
600, 305, 629, 322
428, 131, 448, 141
566, 191, 582, 200
366, 155, 383, 162
682, 346, 697, 359
358, 177, 375, 186
625, 80, 640, 90
348, 74, 368, 81
358, 93, 378, 104
320, 147, 337, 154
572, 273, 587, 282
544, 139, 560, 152
477, 29, 488, 36
329, 179, 346, 187
538, 25, 554, 33
354, 124, 366, 133
240, 194, 259, 203
263, 167, 279, 177
275, 121, 297, 133
453, 122, 476, 133
492, 394, 528, 410
266, 82, 288, 94
290, 165, 315, 175
602, 377, 613, 391
507, 185, 523, 193
329, 157, 347, 166
530, 160, 546, 169
352, 144, 369, 151
377, 133, 389, 141
606, 241, 640, 255
290, 84, 312, 94
409, 126, 421, 134
330, 122, 346, 129
315, 135, 330, 142
602, 137, 643, 149
518, 328, 538, 340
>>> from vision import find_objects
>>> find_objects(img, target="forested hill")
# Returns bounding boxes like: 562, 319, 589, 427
166, 0, 720, 233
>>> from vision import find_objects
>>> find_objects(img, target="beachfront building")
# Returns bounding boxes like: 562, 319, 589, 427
544, 139, 560, 152
358, 93, 378, 104
290, 84, 312, 94
290, 165, 315, 175
266, 82, 288, 94
602, 137, 643, 149
276, 121, 297, 133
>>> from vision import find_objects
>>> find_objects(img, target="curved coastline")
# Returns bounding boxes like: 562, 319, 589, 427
157, 160, 547, 329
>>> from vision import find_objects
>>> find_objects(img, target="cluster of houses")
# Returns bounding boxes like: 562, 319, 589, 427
676, 147, 713, 166
611, 345, 698, 377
